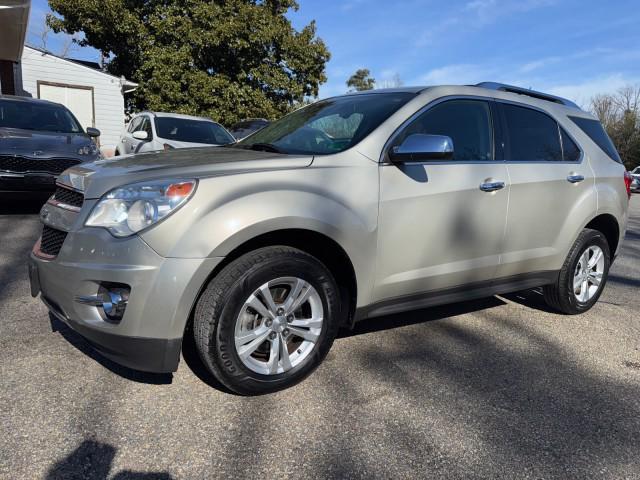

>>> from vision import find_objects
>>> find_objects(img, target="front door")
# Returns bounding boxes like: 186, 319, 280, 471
374, 98, 509, 302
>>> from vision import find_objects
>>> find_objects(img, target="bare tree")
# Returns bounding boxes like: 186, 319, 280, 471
590, 85, 640, 170
28, 13, 79, 57
378, 73, 403, 89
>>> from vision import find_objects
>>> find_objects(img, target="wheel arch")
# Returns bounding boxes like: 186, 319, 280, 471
584, 213, 621, 256
185, 228, 359, 336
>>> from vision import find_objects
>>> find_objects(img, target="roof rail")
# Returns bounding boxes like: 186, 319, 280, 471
475, 82, 580, 109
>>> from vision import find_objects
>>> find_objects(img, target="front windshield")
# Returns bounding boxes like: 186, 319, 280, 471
155, 117, 236, 145
0, 99, 82, 134
236, 92, 415, 155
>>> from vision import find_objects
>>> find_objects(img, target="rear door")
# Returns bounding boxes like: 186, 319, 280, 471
374, 98, 509, 302
495, 101, 595, 278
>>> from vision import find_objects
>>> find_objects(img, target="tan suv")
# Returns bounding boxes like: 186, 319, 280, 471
30, 83, 630, 394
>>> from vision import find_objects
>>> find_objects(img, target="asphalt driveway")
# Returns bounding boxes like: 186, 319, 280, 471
1, 194, 639, 479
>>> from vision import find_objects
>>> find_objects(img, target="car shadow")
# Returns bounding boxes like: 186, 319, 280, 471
0, 192, 51, 214
45, 440, 174, 479
49, 314, 173, 385
48, 288, 557, 392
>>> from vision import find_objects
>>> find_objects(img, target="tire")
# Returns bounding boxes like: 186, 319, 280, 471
543, 228, 610, 314
193, 246, 341, 395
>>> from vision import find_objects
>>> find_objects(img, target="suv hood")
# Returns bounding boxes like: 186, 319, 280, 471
60, 146, 314, 199
0, 127, 94, 160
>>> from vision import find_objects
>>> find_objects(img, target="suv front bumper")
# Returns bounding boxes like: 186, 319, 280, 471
29, 228, 222, 373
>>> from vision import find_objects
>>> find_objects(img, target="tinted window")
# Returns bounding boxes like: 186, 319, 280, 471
395, 99, 493, 161
0, 99, 82, 133
502, 104, 562, 161
561, 128, 581, 161
569, 116, 622, 163
155, 117, 235, 144
236, 93, 414, 155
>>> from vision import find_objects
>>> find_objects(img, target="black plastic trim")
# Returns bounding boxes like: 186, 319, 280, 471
354, 270, 558, 321
41, 296, 181, 373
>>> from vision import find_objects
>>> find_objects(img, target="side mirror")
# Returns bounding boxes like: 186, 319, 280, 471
86, 127, 101, 138
389, 134, 454, 163
132, 130, 149, 141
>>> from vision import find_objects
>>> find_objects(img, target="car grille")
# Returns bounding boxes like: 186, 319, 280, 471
40, 226, 68, 257
54, 185, 84, 208
0, 155, 81, 175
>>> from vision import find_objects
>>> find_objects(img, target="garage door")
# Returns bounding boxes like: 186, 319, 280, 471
38, 83, 94, 130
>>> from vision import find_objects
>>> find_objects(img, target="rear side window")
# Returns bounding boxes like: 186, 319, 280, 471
569, 116, 622, 163
561, 128, 581, 161
395, 99, 493, 161
502, 104, 562, 161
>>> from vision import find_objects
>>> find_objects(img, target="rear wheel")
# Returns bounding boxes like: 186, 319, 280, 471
543, 228, 610, 314
193, 246, 341, 395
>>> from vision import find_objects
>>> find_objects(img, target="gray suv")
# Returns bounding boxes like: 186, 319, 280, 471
29, 83, 630, 395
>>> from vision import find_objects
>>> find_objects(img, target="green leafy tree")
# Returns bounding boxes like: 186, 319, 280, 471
47, 0, 330, 125
346, 68, 375, 92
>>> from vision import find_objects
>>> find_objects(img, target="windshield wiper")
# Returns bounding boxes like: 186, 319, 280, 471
247, 143, 285, 154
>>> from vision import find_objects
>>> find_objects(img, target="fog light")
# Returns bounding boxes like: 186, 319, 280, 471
76, 283, 130, 322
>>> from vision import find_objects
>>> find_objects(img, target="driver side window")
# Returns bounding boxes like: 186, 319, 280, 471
395, 99, 494, 161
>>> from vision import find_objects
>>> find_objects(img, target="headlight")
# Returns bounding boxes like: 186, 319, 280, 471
85, 179, 197, 237
78, 144, 99, 156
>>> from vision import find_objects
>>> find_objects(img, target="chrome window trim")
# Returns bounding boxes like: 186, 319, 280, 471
493, 98, 584, 165
380, 95, 585, 165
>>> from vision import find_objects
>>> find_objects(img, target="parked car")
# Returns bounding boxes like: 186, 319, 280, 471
0, 95, 100, 192
629, 166, 640, 181
631, 176, 640, 193
115, 112, 235, 155
229, 118, 270, 140
30, 83, 629, 395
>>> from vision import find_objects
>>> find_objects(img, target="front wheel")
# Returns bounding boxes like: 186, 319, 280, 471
193, 246, 341, 395
543, 228, 610, 314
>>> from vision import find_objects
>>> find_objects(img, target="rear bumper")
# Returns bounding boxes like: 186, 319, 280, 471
29, 228, 223, 373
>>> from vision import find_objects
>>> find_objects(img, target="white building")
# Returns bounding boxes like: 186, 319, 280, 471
19, 46, 137, 156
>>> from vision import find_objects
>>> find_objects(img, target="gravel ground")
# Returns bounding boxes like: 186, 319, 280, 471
1, 194, 639, 480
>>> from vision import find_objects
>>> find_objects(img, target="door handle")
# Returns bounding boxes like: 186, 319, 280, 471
567, 174, 585, 184
479, 181, 505, 192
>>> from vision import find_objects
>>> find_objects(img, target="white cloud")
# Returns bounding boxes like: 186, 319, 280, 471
416, 64, 496, 85
465, 0, 555, 24
546, 74, 640, 106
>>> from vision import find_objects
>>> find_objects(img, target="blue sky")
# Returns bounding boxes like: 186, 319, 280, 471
28, 0, 640, 105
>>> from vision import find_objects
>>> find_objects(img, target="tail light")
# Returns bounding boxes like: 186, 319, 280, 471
624, 171, 632, 199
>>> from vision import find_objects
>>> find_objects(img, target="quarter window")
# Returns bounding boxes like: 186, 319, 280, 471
569, 116, 622, 163
394, 99, 493, 161
502, 104, 562, 161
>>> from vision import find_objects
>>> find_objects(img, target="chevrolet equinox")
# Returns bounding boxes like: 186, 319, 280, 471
30, 83, 630, 395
